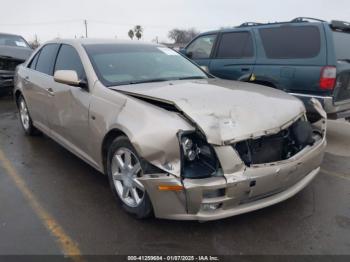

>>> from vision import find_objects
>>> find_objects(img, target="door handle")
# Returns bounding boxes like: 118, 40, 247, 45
241, 68, 250, 72
46, 87, 55, 96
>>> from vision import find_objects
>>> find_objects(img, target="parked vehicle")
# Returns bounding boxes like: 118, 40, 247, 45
14, 39, 326, 221
181, 18, 350, 121
0, 33, 32, 96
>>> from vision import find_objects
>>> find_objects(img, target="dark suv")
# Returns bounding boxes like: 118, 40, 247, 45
181, 18, 350, 121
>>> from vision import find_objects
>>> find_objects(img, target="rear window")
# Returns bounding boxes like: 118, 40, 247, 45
333, 31, 350, 60
35, 44, 60, 75
259, 26, 321, 59
28, 51, 40, 69
216, 32, 254, 58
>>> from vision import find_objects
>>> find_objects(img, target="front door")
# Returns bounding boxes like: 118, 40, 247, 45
185, 34, 217, 72
47, 44, 92, 159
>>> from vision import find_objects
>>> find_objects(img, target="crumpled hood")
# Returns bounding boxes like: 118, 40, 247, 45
0, 46, 32, 61
111, 79, 305, 145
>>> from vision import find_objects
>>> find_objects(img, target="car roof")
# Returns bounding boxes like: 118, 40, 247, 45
197, 19, 328, 37
197, 18, 350, 39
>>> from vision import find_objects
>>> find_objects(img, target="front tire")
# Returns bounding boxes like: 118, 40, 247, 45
107, 136, 153, 219
17, 95, 41, 136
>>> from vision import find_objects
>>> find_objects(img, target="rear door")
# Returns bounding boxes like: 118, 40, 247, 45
208, 30, 256, 80
185, 34, 217, 71
23, 44, 60, 133
254, 24, 326, 93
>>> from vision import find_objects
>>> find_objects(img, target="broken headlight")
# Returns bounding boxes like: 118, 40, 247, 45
178, 131, 220, 179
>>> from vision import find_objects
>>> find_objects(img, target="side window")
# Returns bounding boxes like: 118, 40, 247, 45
35, 44, 60, 75
259, 26, 321, 59
216, 32, 254, 59
28, 51, 40, 70
333, 31, 350, 60
54, 44, 86, 79
186, 34, 216, 59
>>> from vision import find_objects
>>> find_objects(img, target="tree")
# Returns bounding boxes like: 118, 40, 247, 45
134, 25, 143, 40
128, 29, 134, 40
168, 28, 200, 44
28, 34, 40, 49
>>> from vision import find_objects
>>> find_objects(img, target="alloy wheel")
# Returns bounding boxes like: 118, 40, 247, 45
111, 147, 145, 208
19, 99, 30, 130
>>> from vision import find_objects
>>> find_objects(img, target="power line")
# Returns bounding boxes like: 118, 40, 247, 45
0, 19, 82, 26
0, 18, 219, 32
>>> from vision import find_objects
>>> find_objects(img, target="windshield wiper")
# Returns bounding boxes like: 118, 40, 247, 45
127, 78, 176, 85
112, 76, 207, 86
177, 76, 207, 80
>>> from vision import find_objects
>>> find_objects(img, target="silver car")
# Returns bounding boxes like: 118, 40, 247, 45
14, 39, 327, 221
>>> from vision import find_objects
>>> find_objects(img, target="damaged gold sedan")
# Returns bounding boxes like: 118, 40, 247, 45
14, 39, 327, 221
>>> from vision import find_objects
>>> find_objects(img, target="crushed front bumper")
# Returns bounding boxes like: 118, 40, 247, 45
140, 132, 326, 221
140, 100, 327, 221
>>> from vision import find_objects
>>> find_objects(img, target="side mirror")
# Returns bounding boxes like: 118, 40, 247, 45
179, 48, 193, 59
54, 70, 87, 89
185, 51, 193, 59
179, 48, 187, 55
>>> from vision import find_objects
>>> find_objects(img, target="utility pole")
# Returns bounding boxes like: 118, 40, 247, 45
84, 19, 88, 38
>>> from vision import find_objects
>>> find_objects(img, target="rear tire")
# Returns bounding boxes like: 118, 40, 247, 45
107, 136, 153, 219
17, 95, 41, 136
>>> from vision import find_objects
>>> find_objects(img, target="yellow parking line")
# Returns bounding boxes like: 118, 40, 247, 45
0, 149, 83, 261
321, 168, 350, 181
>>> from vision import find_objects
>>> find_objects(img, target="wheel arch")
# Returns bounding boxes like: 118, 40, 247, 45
101, 128, 128, 174
14, 90, 23, 106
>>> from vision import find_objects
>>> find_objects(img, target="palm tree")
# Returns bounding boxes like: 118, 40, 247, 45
134, 25, 143, 40
128, 29, 134, 40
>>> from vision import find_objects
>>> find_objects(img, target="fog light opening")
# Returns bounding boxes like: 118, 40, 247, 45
201, 203, 222, 211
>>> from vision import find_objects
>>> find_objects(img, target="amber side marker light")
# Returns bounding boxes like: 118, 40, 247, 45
158, 185, 184, 191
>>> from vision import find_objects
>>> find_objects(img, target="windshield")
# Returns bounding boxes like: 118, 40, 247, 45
0, 34, 29, 48
84, 44, 208, 86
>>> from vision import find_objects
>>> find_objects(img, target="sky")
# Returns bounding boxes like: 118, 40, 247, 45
0, 0, 349, 44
